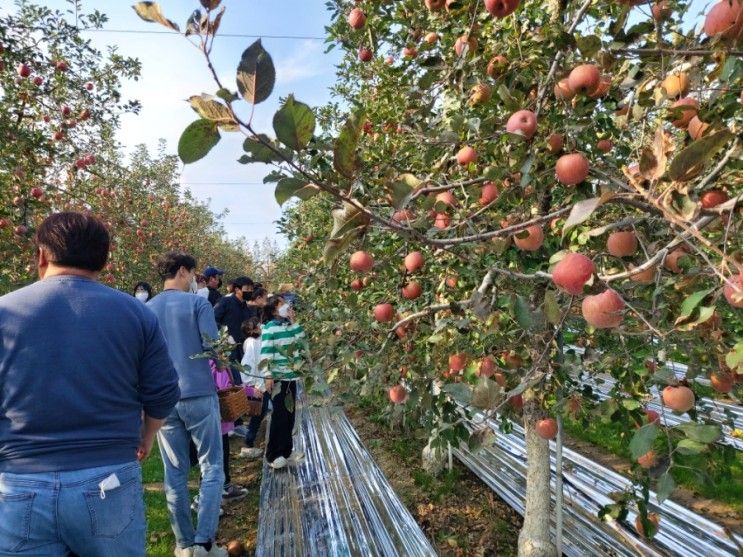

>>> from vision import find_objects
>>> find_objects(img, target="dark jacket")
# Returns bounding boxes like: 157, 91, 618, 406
214, 296, 257, 361
207, 287, 222, 307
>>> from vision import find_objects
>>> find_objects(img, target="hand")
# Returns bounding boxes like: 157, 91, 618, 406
136, 432, 156, 462
265, 378, 273, 393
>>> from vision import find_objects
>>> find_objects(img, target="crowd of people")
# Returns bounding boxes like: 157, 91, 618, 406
0, 212, 309, 557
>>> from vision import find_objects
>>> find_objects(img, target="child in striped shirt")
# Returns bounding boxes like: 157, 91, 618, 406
260, 295, 309, 470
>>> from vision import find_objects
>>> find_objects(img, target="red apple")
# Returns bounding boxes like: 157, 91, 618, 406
662, 385, 694, 412
434, 213, 450, 229
85, 82, 95, 91
710, 371, 734, 393
644, 409, 660, 424
425, 0, 445, 10
32, 76, 43, 86
435, 191, 457, 208
687, 115, 709, 140
350, 250, 374, 273
454, 35, 477, 57
14, 224, 28, 236
456, 145, 477, 165
652, 0, 672, 20
505, 110, 537, 140
581, 289, 625, 328
700, 189, 728, 208
552, 253, 595, 295
479, 182, 499, 205
555, 153, 589, 185
568, 64, 600, 95
373, 303, 395, 322
449, 352, 467, 371
486, 55, 508, 78
402, 282, 423, 299
554, 78, 575, 100
484, 0, 520, 18
347, 8, 366, 29
30, 187, 43, 199
54, 60, 68, 72
513, 224, 544, 251
606, 230, 638, 257
404, 251, 425, 273
703, 0, 743, 43
509, 394, 524, 409
478, 356, 496, 378
350, 279, 363, 291
636, 449, 657, 469
16, 63, 31, 78
547, 133, 564, 154
536, 418, 558, 440
635, 513, 660, 539
664, 248, 687, 273
358, 47, 373, 62
389, 384, 408, 404
596, 139, 613, 153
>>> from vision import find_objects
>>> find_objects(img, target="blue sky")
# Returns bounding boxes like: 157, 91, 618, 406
1, 0, 342, 246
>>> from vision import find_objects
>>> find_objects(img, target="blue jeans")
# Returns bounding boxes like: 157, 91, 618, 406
0, 461, 144, 556
157, 395, 224, 549
244, 391, 271, 448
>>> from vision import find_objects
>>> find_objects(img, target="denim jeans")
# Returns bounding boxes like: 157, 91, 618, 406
0, 461, 144, 556
157, 395, 224, 549
244, 391, 271, 448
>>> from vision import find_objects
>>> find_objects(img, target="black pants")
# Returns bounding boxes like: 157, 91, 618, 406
266, 381, 297, 463
222, 433, 231, 486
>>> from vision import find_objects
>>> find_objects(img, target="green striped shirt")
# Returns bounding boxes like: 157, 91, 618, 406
259, 319, 307, 380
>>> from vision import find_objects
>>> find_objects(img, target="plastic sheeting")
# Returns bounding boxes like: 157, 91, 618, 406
456, 413, 743, 557
255, 386, 437, 557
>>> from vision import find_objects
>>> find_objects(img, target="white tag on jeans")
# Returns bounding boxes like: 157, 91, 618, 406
98, 473, 121, 500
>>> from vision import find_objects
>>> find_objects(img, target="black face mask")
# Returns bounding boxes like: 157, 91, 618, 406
217, 279, 222, 288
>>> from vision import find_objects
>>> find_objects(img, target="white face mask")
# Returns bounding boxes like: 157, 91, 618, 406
135, 291, 149, 302
190, 276, 198, 293
277, 304, 290, 318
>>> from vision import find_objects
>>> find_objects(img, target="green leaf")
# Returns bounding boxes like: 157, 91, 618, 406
675, 288, 715, 323
272, 95, 315, 151
333, 110, 365, 179
216, 88, 238, 103
668, 130, 734, 182
240, 134, 282, 164
725, 342, 743, 372
236, 39, 275, 105
132, 2, 180, 32
387, 173, 420, 209
187, 94, 238, 131
629, 423, 659, 459
676, 305, 715, 331
676, 439, 707, 455
513, 295, 533, 330
575, 34, 602, 58
274, 178, 320, 206
622, 399, 641, 410
656, 471, 675, 504
178, 119, 220, 164
676, 423, 721, 444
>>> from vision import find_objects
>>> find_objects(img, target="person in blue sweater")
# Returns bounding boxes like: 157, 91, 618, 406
146, 252, 230, 557
0, 212, 180, 557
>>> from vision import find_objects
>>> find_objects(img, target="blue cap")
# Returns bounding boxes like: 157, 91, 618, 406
203, 266, 224, 278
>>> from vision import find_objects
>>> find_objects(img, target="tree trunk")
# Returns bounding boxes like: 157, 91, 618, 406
518, 394, 556, 557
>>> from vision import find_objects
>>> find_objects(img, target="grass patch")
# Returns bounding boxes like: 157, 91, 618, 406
564, 417, 743, 513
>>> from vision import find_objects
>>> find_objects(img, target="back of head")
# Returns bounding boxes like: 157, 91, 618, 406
232, 276, 254, 290
156, 251, 197, 281
35, 212, 110, 272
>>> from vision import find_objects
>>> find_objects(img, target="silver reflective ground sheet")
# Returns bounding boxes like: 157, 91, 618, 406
256, 386, 437, 557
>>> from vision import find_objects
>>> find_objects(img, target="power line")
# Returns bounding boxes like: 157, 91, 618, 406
82, 28, 326, 41
180, 182, 266, 186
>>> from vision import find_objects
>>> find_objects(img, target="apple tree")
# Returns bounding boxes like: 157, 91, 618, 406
147, 0, 742, 554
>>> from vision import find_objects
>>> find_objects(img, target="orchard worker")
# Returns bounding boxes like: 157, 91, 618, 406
203, 266, 224, 306
0, 212, 180, 557
147, 252, 230, 557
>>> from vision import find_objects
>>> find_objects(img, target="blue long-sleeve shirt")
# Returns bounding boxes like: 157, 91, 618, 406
0, 276, 180, 473
146, 289, 219, 399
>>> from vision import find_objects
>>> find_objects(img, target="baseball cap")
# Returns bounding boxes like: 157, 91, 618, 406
203, 266, 224, 278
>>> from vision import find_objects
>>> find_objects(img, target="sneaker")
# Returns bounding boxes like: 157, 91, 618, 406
222, 483, 248, 503
269, 456, 288, 470
174, 547, 195, 557
288, 450, 305, 465
193, 545, 228, 557
190, 496, 224, 517
238, 447, 263, 459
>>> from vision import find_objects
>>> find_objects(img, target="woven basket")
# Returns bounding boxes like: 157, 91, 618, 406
245, 396, 263, 417
217, 386, 249, 422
